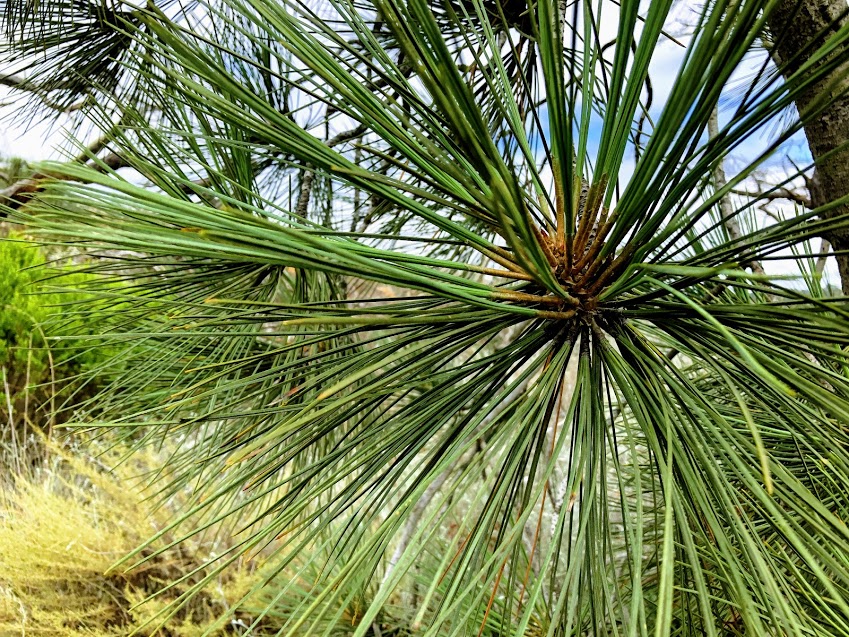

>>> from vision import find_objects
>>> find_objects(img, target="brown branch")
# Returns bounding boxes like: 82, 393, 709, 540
0, 72, 92, 112
0, 178, 42, 209
326, 124, 367, 148
0, 136, 129, 212
295, 169, 316, 218
77, 136, 112, 164
730, 187, 813, 209
293, 124, 366, 218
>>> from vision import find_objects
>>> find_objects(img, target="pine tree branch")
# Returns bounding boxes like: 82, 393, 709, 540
0, 71, 92, 112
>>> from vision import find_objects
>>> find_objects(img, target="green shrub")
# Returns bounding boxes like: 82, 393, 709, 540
0, 233, 113, 464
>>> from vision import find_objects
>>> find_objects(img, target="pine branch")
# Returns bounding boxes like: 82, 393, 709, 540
0, 71, 92, 112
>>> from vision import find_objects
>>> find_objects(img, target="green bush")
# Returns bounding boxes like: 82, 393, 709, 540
0, 233, 113, 463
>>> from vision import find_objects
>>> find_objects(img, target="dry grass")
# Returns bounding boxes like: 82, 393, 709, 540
0, 441, 272, 637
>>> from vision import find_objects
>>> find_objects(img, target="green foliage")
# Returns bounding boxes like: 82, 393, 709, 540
0, 236, 50, 372
0, 233, 113, 463
0, 157, 30, 188
4, 0, 849, 635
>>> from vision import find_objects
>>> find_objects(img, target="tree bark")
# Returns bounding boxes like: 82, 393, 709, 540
767, 0, 849, 293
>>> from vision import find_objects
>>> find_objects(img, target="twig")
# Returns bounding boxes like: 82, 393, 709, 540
295, 170, 316, 218
0, 72, 92, 112
730, 187, 812, 209
326, 124, 367, 148
295, 125, 367, 218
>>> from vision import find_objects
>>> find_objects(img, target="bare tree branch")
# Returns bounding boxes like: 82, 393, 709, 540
708, 107, 765, 275
295, 124, 366, 218
0, 72, 32, 90
0, 71, 92, 112
731, 187, 813, 209
0, 135, 129, 212
295, 169, 316, 218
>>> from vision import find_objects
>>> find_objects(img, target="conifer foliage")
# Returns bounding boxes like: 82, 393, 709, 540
4, 0, 849, 634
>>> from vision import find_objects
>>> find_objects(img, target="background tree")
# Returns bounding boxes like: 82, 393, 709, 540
3, 1, 849, 636
767, 0, 849, 292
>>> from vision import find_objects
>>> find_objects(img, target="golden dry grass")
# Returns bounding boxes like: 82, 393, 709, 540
0, 442, 270, 637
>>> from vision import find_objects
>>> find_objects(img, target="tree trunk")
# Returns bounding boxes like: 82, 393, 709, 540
767, 0, 849, 293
